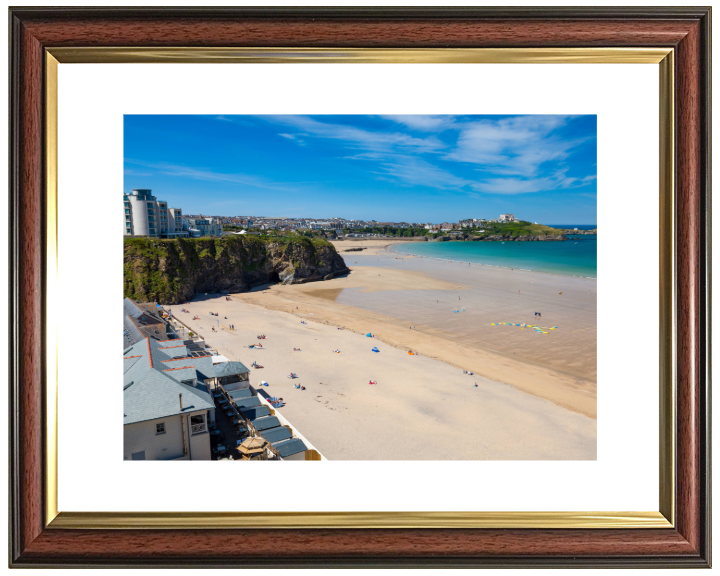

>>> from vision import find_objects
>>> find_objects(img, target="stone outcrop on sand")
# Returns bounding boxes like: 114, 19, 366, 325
124, 236, 350, 304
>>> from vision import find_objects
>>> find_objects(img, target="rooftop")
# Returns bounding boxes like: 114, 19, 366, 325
123, 334, 250, 426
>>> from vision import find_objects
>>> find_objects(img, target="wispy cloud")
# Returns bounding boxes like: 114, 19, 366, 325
124, 168, 153, 177
377, 156, 473, 190
279, 133, 306, 146
259, 115, 445, 155
124, 159, 304, 192
471, 171, 597, 195
380, 115, 456, 132
187, 114, 596, 198
441, 116, 596, 194
445, 116, 578, 174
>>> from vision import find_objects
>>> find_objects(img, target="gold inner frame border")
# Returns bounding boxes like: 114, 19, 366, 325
44, 46, 675, 530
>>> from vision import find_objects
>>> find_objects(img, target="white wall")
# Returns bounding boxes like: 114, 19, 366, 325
185, 413, 212, 461
128, 195, 150, 236
223, 380, 250, 392
123, 415, 186, 461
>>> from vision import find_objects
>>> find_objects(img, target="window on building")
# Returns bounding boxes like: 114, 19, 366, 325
130, 451, 146, 460
156, 422, 165, 435
190, 414, 206, 435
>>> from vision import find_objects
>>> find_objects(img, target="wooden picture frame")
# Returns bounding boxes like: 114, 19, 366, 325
9, 7, 710, 567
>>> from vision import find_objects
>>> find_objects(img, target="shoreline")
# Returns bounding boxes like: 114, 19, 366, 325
223, 243, 597, 419
334, 237, 597, 280
387, 243, 597, 280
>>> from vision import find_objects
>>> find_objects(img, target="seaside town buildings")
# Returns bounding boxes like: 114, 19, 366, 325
122, 299, 320, 461
123, 189, 189, 238
125, 193, 525, 238
184, 216, 224, 237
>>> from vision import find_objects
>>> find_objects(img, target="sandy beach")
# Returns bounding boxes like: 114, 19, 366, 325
172, 239, 597, 460
177, 296, 595, 460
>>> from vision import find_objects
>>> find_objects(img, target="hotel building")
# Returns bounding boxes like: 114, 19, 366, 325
124, 189, 189, 238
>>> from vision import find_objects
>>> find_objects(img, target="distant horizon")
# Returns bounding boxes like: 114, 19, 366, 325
125, 114, 597, 223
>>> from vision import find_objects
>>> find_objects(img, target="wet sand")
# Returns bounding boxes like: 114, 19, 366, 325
213, 239, 597, 418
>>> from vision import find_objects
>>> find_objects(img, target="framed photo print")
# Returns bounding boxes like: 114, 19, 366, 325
9, 7, 710, 568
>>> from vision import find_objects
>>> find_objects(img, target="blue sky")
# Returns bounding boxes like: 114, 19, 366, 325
124, 114, 597, 224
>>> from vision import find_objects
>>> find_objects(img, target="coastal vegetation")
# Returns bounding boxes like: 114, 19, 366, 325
468, 221, 565, 239
124, 235, 349, 304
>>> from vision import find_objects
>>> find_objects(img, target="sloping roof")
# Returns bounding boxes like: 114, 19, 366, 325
228, 388, 252, 400
252, 416, 281, 431
273, 438, 308, 458
233, 396, 261, 409
123, 298, 143, 319
123, 298, 172, 348
261, 426, 292, 444
123, 315, 144, 348
124, 369, 214, 425
123, 336, 215, 425
239, 405, 271, 420
157, 343, 190, 358
214, 361, 251, 377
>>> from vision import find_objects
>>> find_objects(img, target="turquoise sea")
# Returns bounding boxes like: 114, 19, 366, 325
392, 233, 597, 278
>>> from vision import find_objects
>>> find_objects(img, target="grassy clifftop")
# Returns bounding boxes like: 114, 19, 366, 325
124, 235, 349, 304
471, 221, 565, 239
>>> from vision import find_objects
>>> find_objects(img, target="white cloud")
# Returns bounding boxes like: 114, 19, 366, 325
445, 115, 582, 177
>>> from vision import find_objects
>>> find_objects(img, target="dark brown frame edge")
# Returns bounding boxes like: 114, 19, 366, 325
8, 7, 710, 568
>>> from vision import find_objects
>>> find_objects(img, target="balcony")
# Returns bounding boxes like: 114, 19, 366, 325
191, 422, 206, 435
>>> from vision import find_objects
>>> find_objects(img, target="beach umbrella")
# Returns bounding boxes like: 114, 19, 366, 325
238, 437, 268, 456
366, 333, 372, 337
372, 347, 380, 353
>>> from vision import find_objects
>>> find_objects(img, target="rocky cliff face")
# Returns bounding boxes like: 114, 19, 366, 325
124, 236, 350, 304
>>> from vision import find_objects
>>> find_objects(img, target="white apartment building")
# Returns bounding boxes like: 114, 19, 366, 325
499, 213, 519, 222
124, 189, 189, 238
